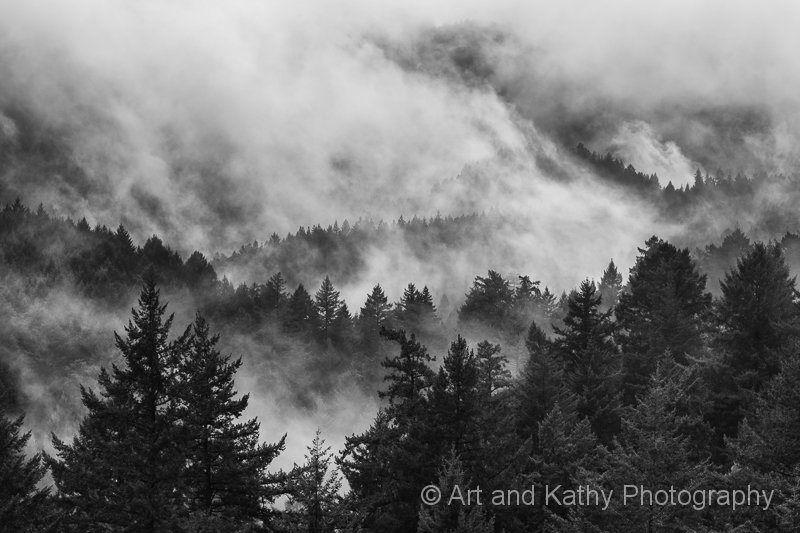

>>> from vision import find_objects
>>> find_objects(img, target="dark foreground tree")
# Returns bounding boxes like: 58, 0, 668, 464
49, 276, 190, 531
339, 329, 437, 533
552, 280, 621, 444
48, 278, 286, 532
283, 429, 343, 533
616, 236, 711, 404
417, 450, 494, 533
0, 415, 51, 532
605, 364, 710, 532
178, 314, 286, 528
708, 242, 800, 451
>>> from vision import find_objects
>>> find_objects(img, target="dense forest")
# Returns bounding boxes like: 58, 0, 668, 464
3, 197, 800, 531
4, 2, 800, 530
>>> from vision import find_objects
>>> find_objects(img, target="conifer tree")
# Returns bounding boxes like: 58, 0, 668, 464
358, 284, 392, 354
458, 270, 514, 334
729, 356, 800, 496
184, 251, 217, 292
284, 284, 316, 335
329, 302, 354, 349
417, 450, 494, 533
710, 242, 800, 444
515, 322, 571, 446
552, 280, 621, 444
285, 429, 343, 533
616, 236, 711, 404
49, 275, 191, 531
428, 337, 481, 470
177, 314, 286, 527
605, 364, 709, 532
510, 275, 544, 335
263, 272, 288, 315
340, 329, 437, 532
526, 404, 603, 530
0, 414, 50, 532
716, 242, 800, 388
315, 276, 343, 343
598, 259, 623, 312
359, 285, 392, 335
475, 340, 511, 400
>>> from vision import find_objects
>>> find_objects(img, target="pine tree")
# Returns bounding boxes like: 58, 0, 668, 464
710, 242, 800, 445
263, 272, 288, 315
340, 329, 437, 532
515, 322, 571, 446
417, 450, 494, 533
358, 284, 392, 354
527, 404, 603, 531
284, 284, 316, 335
177, 314, 286, 527
49, 276, 191, 531
551, 280, 621, 444
616, 236, 711, 404
338, 412, 399, 530
428, 337, 481, 470
510, 275, 543, 336
716, 242, 800, 389
315, 276, 343, 343
598, 259, 623, 312
285, 429, 343, 533
476, 341, 511, 400
604, 364, 710, 532
396, 283, 439, 338
458, 271, 514, 334
0, 415, 50, 532
184, 251, 217, 291
331, 302, 354, 348
729, 356, 800, 489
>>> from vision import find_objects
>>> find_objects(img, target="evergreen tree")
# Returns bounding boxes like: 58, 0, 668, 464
49, 276, 191, 531
177, 314, 286, 527
604, 364, 710, 532
396, 283, 439, 339
530, 404, 603, 530
616, 236, 711, 404
475, 340, 511, 400
184, 251, 217, 292
284, 284, 316, 335
262, 272, 288, 315
315, 276, 343, 343
515, 322, 571, 446
458, 271, 514, 335
710, 242, 800, 445
331, 302, 354, 348
358, 284, 392, 354
551, 280, 621, 444
598, 259, 623, 312
285, 429, 343, 533
428, 337, 482, 470
0, 415, 50, 532
716, 242, 800, 389
417, 450, 494, 533
340, 329, 437, 532
729, 356, 800, 514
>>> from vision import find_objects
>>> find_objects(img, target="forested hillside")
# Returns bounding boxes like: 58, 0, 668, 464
3, 197, 800, 531
4, 1, 800, 530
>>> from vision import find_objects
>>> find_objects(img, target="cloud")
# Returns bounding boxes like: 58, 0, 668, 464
4, 0, 800, 474
598, 121, 697, 187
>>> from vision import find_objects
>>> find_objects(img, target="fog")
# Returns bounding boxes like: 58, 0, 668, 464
3, 0, 800, 486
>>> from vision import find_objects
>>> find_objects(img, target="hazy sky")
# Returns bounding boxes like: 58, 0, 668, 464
5, 0, 800, 484
1, 0, 799, 289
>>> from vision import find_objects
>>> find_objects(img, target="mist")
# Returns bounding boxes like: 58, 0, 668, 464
4, 0, 800, 505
